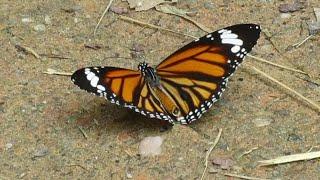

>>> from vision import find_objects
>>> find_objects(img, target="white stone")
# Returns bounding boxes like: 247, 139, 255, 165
22, 17, 33, 23
44, 15, 51, 24
34, 24, 46, 32
280, 13, 291, 19
5, 143, 13, 149
139, 136, 163, 156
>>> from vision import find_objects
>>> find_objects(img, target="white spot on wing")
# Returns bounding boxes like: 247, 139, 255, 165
231, 45, 240, 53
97, 85, 105, 91
221, 33, 238, 39
86, 72, 95, 81
218, 29, 227, 33
222, 38, 243, 46
90, 76, 99, 87
84, 68, 90, 74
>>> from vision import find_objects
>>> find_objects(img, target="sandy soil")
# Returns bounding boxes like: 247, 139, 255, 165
1, 0, 320, 179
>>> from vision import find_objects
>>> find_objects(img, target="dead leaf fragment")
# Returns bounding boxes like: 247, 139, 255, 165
110, 6, 128, 14
155, 4, 188, 16
279, 1, 304, 13
126, 0, 177, 11
156, 4, 211, 32
212, 157, 234, 170
308, 8, 320, 35
252, 118, 272, 127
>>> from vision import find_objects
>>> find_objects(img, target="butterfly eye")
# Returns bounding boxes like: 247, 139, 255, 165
172, 107, 181, 117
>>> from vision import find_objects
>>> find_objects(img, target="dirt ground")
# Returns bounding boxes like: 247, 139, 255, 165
1, 0, 320, 179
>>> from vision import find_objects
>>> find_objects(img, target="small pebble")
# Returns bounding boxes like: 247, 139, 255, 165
186, 11, 198, 17
19, 172, 27, 178
74, 18, 79, 23
5, 143, 13, 149
33, 147, 49, 158
287, 133, 302, 142
203, 2, 215, 10
185, 0, 197, 3
132, 43, 144, 52
34, 24, 46, 32
126, 172, 133, 179
208, 168, 219, 174
279, 2, 303, 13
252, 118, 272, 127
139, 136, 163, 156
44, 15, 51, 24
110, 6, 128, 14
21, 17, 32, 23
63, 5, 82, 13
212, 157, 234, 170
308, 22, 320, 35
280, 13, 291, 19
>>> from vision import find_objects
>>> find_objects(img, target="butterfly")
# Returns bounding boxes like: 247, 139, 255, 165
71, 24, 261, 124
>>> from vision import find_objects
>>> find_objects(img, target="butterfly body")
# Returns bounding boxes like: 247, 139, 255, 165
72, 24, 261, 124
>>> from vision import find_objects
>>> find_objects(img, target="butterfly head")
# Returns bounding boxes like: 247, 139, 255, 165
138, 62, 148, 72
138, 62, 159, 85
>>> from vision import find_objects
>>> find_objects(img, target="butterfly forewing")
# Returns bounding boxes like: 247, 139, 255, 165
156, 24, 261, 123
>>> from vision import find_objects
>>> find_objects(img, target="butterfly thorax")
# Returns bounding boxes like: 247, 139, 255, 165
138, 62, 160, 87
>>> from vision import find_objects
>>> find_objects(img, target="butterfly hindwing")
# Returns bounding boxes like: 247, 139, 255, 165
71, 67, 172, 121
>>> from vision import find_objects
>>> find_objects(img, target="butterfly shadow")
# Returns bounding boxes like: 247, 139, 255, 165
74, 101, 171, 135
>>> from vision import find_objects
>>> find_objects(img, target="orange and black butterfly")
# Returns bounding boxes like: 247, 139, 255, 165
71, 24, 261, 124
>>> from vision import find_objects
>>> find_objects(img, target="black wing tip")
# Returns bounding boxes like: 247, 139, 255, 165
71, 66, 102, 83
226, 24, 261, 38
228, 23, 261, 30
71, 67, 103, 94
71, 67, 86, 85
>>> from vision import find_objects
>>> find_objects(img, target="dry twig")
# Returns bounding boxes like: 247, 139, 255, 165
78, 126, 88, 139
292, 35, 314, 48
258, 151, 320, 166
94, 0, 114, 35
238, 147, 259, 159
249, 65, 320, 112
200, 128, 222, 180
224, 173, 269, 180
15, 44, 41, 59
40, 53, 71, 59
43, 68, 72, 76
247, 54, 308, 76
119, 15, 197, 39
